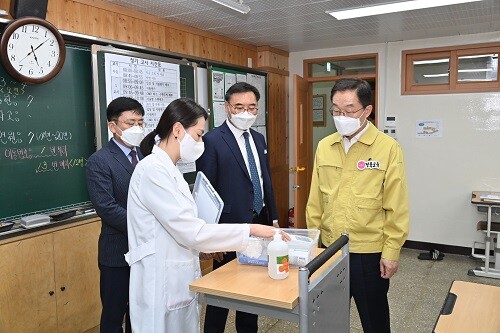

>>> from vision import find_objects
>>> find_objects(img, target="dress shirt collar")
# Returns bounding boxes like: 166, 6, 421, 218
346, 121, 371, 143
226, 119, 249, 139
112, 138, 136, 156
342, 122, 371, 153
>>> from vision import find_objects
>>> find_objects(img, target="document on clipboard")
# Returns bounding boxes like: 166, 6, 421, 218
192, 171, 224, 224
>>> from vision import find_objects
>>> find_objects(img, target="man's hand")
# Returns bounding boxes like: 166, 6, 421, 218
380, 258, 399, 279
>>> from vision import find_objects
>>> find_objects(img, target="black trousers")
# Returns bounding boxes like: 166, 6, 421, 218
350, 253, 391, 333
99, 264, 131, 333
203, 208, 270, 333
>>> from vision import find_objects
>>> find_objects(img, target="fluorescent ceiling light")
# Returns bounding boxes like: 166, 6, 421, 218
326, 0, 483, 20
459, 79, 496, 81
423, 73, 449, 78
459, 54, 498, 59
210, 0, 250, 14
459, 68, 493, 72
423, 68, 493, 77
413, 59, 450, 65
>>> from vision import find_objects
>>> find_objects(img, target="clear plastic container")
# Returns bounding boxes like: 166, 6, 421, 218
237, 228, 320, 266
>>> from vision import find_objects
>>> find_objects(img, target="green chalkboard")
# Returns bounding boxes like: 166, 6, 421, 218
0, 45, 94, 221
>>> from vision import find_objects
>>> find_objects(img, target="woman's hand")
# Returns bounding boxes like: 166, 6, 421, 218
249, 225, 291, 241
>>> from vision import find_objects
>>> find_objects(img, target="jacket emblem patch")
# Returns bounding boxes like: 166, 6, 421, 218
357, 160, 380, 170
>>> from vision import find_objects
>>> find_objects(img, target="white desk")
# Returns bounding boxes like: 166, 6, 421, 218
469, 191, 500, 279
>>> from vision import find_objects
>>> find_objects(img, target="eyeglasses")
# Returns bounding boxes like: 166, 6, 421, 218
113, 120, 146, 128
228, 102, 259, 114
330, 106, 365, 117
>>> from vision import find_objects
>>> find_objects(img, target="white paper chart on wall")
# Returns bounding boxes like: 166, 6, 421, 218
209, 65, 267, 141
104, 52, 181, 137
91, 44, 198, 151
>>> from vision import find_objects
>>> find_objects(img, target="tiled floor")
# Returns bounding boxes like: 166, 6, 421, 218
200, 248, 500, 333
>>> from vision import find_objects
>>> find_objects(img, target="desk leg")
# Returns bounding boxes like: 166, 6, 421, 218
469, 206, 500, 279
495, 237, 500, 270
485, 206, 492, 273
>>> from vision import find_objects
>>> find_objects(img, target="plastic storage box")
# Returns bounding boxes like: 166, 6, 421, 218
237, 228, 320, 267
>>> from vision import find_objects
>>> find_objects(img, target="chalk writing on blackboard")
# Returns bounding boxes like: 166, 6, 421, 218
0, 77, 87, 173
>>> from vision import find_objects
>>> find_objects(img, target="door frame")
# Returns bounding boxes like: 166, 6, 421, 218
291, 54, 379, 228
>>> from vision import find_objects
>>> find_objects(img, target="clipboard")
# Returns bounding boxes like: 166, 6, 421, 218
192, 171, 224, 224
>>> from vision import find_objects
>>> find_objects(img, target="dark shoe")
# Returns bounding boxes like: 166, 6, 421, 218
418, 249, 444, 260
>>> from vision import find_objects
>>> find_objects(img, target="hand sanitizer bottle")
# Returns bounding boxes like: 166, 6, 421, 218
267, 229, 289, 279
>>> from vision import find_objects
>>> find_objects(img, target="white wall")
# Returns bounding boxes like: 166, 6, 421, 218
289, 32, 500, 247
312, 84, 336, 154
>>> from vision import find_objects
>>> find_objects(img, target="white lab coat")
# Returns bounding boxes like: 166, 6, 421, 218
125, 145, 250, 333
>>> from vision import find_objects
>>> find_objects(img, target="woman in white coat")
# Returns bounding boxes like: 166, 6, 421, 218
125, 98, 281, 333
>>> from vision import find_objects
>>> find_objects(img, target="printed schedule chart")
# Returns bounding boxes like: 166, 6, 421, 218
104, 53, 181, 134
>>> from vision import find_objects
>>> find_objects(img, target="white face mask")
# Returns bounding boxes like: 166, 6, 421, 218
333, 110, 366, 137
119, 125, 145, 147
229, 111, 257, 130
178, 129, 205, 163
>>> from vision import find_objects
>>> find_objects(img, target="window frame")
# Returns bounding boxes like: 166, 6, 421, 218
402, 42, 500, 95
304, 53, 378, 126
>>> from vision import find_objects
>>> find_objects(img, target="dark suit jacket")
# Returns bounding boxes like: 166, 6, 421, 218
86, 139, 142, 267
196, 121, 278, 225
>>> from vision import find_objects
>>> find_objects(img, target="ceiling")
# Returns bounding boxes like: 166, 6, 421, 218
106, 0, 500, 52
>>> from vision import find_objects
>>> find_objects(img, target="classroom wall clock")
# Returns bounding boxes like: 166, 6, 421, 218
0, 16, 66, 84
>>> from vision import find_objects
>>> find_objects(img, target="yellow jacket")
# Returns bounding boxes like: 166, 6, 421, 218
306, 124, 409, 261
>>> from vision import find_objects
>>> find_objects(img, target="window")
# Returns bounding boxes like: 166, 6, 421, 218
402, 43, 500, 95
304, 54, 378, 125
309, 58, 376, 78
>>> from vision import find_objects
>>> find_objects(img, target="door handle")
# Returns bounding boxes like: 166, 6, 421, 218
289, 167, 306, 172
292, 184, 300, 190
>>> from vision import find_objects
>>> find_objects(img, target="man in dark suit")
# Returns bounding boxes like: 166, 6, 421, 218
86, 97, 145, 333
197, 82, 278, 333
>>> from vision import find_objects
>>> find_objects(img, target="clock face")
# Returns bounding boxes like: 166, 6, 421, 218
6, 23, 61, 79
0, 17, 66, 84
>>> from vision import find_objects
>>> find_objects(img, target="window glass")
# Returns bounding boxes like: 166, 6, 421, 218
458, 53, 498, 82
310, 58, 376, 77
403, 43, 500, 94
412, 58, 450, 85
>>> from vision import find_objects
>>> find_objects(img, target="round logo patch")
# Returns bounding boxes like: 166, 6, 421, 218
357, 160, 380, 170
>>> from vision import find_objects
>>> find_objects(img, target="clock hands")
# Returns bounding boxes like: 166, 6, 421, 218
19, 38, 50, 63
30, 45, 39, 66
32, 38, 50, 53
19, 46, 34, 63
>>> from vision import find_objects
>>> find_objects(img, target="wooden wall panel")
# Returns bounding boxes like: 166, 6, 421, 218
35, 0, 259, 67
257, 48, 289, 72
266, 73, 289, 226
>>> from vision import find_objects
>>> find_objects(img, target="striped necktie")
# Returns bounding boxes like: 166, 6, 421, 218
129, 149, 138, 167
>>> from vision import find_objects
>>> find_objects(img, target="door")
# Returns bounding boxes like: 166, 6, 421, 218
53, 221, 101, 332
292, 74, 312, 229
0, 234, 58, 332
